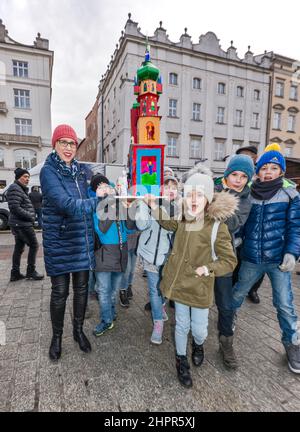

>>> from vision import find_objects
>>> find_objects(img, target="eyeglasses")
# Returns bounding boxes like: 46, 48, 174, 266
58, 140, 77, 149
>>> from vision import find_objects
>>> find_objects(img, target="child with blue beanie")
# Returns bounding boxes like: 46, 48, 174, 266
232, 144, 300, 374
214, 154, 255, 369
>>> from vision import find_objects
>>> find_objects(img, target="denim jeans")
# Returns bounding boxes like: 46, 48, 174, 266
214, 276, 235, 337
232, 261, 299, 345
145, 270, 164, 321
95, 272, 122, 324
121, 250, 137, 290
175, 302, 209, 356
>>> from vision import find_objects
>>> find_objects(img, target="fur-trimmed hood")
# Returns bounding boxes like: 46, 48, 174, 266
207, 190, 239, 222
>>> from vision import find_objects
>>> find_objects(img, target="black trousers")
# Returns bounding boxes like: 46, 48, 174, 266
11, 226, 39, 273
50, 271, 89, 336
214, 276, 235, 337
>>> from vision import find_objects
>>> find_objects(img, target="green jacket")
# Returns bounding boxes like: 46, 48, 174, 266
152, 191, 238, 309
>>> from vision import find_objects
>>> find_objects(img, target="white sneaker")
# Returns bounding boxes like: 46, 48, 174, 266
162, 304, 169, 322
151, 320, 164, 345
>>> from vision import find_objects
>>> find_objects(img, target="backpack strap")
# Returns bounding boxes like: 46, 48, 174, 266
211, 221, 221, 262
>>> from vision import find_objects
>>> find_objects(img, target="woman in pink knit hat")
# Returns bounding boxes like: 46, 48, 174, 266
40, 124, 103, 361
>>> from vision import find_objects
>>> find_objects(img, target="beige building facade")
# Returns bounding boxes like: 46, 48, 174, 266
267, 53, 300, 158
96, 15, 272, 177
0, 19, 53, 188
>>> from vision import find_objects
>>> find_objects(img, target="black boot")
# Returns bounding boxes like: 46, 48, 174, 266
192, 338, 204, 367
73, 271, 91, 353
10, 270, 25, 282
26, 266, 44, 280
49, 333, 62, 361
176, 355, 193, 388
120, 290, 130, 308
247, 289, 260, 304
127, 285, 133, 300
73, 327, 92, 353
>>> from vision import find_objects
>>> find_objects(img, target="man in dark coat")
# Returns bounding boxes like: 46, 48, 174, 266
6, 168, 44, 281
29, 186, 43, 228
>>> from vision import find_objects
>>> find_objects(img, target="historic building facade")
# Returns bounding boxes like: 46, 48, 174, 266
266, 53, 300, 158
96, 15, 272, 176
77, 98, 99, 162
0, 19, 53, 188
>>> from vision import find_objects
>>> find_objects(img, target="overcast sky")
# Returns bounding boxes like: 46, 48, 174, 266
0, 0, 299, 138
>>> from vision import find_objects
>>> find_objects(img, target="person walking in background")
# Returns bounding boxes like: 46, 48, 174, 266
29, 186, 43, 229
232, 144, 300, 374
7, 168, 44, 282
40, 124, 102, 361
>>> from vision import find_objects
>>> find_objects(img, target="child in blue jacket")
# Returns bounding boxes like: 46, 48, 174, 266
232, 144, 300, 374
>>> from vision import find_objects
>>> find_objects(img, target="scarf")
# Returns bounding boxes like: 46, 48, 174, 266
251, 177, 283, 201
51, 151, 79, 180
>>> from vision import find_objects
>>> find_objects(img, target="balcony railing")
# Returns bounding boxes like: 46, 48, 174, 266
0, 102, 8, 114
0, 133, 42, 146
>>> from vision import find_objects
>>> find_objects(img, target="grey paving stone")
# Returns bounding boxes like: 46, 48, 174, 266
18, 343, 39, 362
10, 383, 36, 412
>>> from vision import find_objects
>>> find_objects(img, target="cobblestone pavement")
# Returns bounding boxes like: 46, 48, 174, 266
0, 231, 300, 412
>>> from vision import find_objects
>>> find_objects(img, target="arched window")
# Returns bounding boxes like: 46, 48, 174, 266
169, 73, 178, 86
193, 77, 202, 90
14, 149, 37, 170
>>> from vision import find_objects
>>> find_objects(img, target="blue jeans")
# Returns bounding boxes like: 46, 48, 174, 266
232, 261, 299, 345
121, 250, 137, 290
214, 276, 235, 337
175, 302, 209, 356
95, 272, 122, 324
146, 270, 164, 321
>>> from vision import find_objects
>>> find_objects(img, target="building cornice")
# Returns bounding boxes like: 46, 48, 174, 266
99, 34, 271, 95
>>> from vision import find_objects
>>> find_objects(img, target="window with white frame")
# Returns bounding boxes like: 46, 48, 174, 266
192, 103, 201, 121
14, 89, 30, 108
237, 86, 244, 97
252, 113, 260, 129
214, 139, 226, 161
190, 136, 202, 159
169, 99, 178, 117
15, 118, 32, 136
288, 114, 296, 132
193, 77, 202, 90
232, 140, 243, 154
167, 134, 178, 157
235, 110, 243, 126
0, 148, 4, 168
290, 85, 298, 100
218, 82, 226, 94
284, 146, 293, 157
14, 149, 37, 170
217, 107, 225, 124
273, 112, 282, 129
13, 60, 28, 78
275, 81, 284, 97
169, 73, 178, 86
254, 89, 261, 101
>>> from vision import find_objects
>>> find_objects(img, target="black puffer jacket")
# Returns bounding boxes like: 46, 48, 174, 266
6, 181, 35, 227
